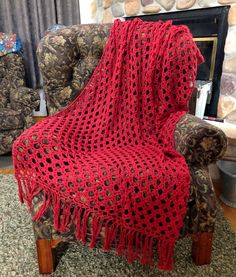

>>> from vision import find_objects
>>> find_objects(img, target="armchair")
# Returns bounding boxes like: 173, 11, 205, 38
0, 52, 40, 155
27, 23, 227, 274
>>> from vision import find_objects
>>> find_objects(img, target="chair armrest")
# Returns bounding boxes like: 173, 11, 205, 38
10, 87, 40, 129
10, 87, 40, 110
175, 114, 227, 165
181, 165, 217, 235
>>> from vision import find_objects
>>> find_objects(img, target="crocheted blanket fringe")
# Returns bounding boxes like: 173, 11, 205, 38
18, 179, 175, 270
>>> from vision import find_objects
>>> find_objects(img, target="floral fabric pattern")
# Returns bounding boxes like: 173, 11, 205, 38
175, 114, 227, 166
0, 53, 40, 155
37, 24, 111, 116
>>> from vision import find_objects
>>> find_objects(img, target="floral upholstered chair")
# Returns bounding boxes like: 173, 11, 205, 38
33, 24, 227, 274
0, 52, 40, 155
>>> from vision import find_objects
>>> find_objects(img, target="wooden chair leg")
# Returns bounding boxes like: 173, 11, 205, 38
36, 239, 61, 274
191, 232, 213, 265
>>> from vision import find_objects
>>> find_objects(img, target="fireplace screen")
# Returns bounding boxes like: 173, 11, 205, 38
194, 37, 218, 81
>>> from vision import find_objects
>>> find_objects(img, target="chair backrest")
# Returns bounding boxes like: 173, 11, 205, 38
37, 23, 196, 116
0, 53, 26, 108
37, 24, 111, 115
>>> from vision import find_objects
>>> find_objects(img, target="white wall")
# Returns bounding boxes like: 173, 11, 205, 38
79, 0, 95, 24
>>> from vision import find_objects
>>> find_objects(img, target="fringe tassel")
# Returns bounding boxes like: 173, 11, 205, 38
29, 186, 43, 205
58, 202, 74, 232
127, 230, 135, 263
53, 196, 61, 230
33, 192, 51, 221
148, 237, 154, 266
157, 239, 175, 271
80, 210, 90, 243
17, 179, 24, 203
140, 235, 153, 265
116, 227, 127, 256
141, 235, 150, 265
15, 176, 177, 271
89, 215, 104, 248
103, 222, 118, 252
63, 204, 74, 229
133, 231, 140, 261
18, 178, 31, 206
75, 208, 82, 240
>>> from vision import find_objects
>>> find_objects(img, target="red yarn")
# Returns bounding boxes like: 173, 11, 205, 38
13, 19, 203, 270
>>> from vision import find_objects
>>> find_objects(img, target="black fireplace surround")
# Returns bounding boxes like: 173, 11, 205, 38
126, 6, 230, 117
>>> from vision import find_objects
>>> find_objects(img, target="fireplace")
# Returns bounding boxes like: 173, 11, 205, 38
126, 6, 230, 117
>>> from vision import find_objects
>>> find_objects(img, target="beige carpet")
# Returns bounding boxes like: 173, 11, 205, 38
0, 174, 236, 277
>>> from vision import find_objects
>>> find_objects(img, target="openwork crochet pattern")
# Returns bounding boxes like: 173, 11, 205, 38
13, 19, 203, 270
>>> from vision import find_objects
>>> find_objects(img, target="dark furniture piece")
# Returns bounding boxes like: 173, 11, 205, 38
0, 52, 40, 155
33, 24, 227, 274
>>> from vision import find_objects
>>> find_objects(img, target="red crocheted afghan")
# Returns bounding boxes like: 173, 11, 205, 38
13, 19, 203, 270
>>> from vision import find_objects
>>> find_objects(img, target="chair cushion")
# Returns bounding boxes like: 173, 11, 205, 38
0, 108, 23, 130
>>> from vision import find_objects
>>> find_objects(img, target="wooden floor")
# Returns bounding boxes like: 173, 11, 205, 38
0, 168, 14, 174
